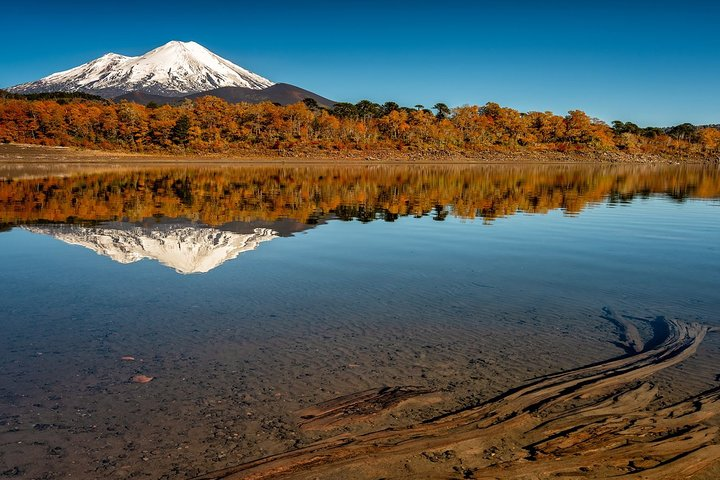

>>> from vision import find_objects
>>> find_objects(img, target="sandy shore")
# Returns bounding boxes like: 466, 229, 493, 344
1, 142, 716, 166
194, 313, 720, 480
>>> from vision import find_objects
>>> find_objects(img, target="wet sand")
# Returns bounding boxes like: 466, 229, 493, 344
194, 314, 720, 480
1, 142, 714, 170
2, 305, 719, 479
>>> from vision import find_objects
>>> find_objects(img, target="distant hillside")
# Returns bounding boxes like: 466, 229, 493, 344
114, 83, 335, 107
187, 83, 335, 107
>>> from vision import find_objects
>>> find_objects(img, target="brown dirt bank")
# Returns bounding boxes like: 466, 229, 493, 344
1, 143, 717, 165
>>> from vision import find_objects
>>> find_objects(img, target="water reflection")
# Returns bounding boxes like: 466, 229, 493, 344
1, 163, 719, 273
1, 164, 719, 227
23, 223, 278, 274
1, 164, 719, 479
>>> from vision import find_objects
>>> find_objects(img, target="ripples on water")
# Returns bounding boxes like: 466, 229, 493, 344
0, 164, 718, 478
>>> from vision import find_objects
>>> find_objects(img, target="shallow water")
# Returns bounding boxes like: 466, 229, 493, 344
0, 163, 719, 478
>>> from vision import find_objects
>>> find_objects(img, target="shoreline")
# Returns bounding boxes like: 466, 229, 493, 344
1, 143, 717, 166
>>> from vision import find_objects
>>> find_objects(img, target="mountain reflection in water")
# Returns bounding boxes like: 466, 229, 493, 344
23, 224, 278, 274
1, 163, 719, 273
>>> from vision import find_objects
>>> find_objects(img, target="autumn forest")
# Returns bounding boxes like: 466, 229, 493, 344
0, 93, 719, 158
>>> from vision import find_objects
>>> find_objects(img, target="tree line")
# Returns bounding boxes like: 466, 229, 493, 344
0, 91, 718, 157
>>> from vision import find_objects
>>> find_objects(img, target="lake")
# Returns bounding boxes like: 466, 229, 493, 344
1, 163, 719, 479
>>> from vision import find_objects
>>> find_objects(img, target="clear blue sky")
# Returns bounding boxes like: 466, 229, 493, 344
1, 0, 718, 126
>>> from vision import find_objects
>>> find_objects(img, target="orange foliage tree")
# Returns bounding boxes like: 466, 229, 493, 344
0, 95, 717, 158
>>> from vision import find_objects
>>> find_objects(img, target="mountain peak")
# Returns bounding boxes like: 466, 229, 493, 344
151, 40, 203, 54
8, 41, 274, 98
160, 40, 201, 48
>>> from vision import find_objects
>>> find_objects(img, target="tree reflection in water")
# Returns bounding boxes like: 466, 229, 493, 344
1, 164, 718, 229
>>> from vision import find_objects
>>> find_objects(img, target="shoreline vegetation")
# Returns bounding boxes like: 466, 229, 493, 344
1, 92, 719, 163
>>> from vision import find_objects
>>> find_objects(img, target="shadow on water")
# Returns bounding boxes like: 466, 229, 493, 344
645, 316, 672, 352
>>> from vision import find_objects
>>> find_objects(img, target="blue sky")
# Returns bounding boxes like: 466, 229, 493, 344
1, 0, 718, 126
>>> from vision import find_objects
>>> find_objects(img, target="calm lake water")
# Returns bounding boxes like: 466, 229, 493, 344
0, 163, 719, 479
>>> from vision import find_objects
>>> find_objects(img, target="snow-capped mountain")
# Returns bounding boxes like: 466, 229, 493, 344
8, 41, 274, 98
23, 223, 278, 274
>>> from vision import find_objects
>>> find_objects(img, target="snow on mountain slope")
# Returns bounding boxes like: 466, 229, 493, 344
23, 224, 278, 274
8, 41, 274, 97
